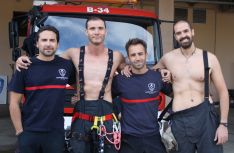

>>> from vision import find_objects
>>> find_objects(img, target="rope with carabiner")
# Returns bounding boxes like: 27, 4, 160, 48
98, 120, 121, 150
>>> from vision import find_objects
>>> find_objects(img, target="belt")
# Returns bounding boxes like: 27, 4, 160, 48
72, 112, 114, 122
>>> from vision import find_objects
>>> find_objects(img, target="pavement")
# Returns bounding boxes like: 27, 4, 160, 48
0, 117, 16, 153
0, 107, 234, 153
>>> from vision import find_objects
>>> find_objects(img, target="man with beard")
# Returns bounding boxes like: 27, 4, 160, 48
153, 20, 229, 153
8, 25, 75, 153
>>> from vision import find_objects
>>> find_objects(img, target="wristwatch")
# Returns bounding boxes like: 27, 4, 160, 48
219, 122, 228, 127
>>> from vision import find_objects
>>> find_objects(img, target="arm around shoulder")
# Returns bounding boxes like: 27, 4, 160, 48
15, 55, 32, 71
114, 51, 125, 72
59, 48, 77, 60
152, 55, 167, 70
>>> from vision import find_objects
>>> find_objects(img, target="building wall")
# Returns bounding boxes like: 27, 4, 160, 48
157, 0, 174, 53
0, 0, 32, 115
216, 12, 234, 89
0, 0, 32, 77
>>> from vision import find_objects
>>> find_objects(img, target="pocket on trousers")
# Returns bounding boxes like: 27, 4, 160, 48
70, 135, 86, 153
209, 105, 219, 128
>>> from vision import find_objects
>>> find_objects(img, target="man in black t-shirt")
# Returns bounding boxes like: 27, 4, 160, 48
112, 38, 172, 153
8, 25, 75, 153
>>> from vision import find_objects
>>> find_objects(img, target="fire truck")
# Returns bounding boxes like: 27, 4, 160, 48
8, 1, 167, 145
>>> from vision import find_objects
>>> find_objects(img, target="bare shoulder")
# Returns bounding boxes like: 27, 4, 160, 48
161, 48, 179, 62
113, 50, 123, 57
165, 48, 179, 57
63, 47, 80, 60
113, 50, 124, 62
67, 47, 80, 55
206, 50, 220, 68
207, 50, 217, 60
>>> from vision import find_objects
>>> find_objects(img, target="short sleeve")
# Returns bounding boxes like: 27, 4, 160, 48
8, 70, 25, 94
67, 61, 76, 85
112, 75, 120, 98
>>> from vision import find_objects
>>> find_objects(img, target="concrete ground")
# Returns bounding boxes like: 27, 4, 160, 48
0, 107, 234, 153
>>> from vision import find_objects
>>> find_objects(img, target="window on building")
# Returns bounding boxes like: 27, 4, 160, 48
193, 8, 206, 23
174, 8, 188, 21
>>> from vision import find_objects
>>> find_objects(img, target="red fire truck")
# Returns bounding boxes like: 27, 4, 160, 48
8, 1, 167, 141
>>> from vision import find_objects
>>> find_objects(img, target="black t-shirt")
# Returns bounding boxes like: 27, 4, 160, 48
8, 55, 75, 132
112, 69, 172, 136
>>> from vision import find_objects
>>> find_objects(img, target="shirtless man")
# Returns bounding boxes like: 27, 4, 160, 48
16, 16, 124, 153
153, 20, 229, 153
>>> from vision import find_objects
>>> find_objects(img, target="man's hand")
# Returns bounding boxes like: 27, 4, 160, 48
16, 129, 23, 136
121, 65, 132, 77
16, 55, 32, 71
160, 69, 171, 83
71, 94, 79, 105
214, 124, 228, 145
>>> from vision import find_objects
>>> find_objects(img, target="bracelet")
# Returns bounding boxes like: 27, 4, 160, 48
219, 122, 228, 127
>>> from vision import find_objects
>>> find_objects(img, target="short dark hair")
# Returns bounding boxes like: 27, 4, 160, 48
125, 38, 147, 55
85, 16, 106, 29
35, 25, 60, 43
174, 20, 193, 32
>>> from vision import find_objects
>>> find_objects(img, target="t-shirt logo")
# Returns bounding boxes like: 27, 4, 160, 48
145, 83, 157, 94
59, 69, 66, 77
148, 83, 155, 92
56, 69, 68, 80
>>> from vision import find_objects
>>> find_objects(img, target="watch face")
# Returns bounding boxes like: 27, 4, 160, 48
0, 78, 4, 94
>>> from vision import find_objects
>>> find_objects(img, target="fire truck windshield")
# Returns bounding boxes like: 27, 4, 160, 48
40, 15, 161, 64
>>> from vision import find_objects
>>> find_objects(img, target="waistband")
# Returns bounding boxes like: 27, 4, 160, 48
74, 99, 113, 116
172, 100, 211, 117
72, 112, 116, 122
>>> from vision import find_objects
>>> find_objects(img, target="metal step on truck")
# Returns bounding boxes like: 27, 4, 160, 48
8, 0, 167, 151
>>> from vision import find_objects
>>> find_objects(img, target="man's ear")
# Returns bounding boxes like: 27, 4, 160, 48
192, 29, 195, 37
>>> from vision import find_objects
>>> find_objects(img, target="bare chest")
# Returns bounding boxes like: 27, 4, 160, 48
84, 57, 109, 81
168, 56, 205, 82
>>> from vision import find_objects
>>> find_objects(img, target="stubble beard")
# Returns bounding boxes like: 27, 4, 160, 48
179, 37, 193, 49
40, 49, 56, 57
131, 61, 146, 71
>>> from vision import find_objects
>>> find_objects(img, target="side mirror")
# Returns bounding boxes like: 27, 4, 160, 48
8, 21, 19, 48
